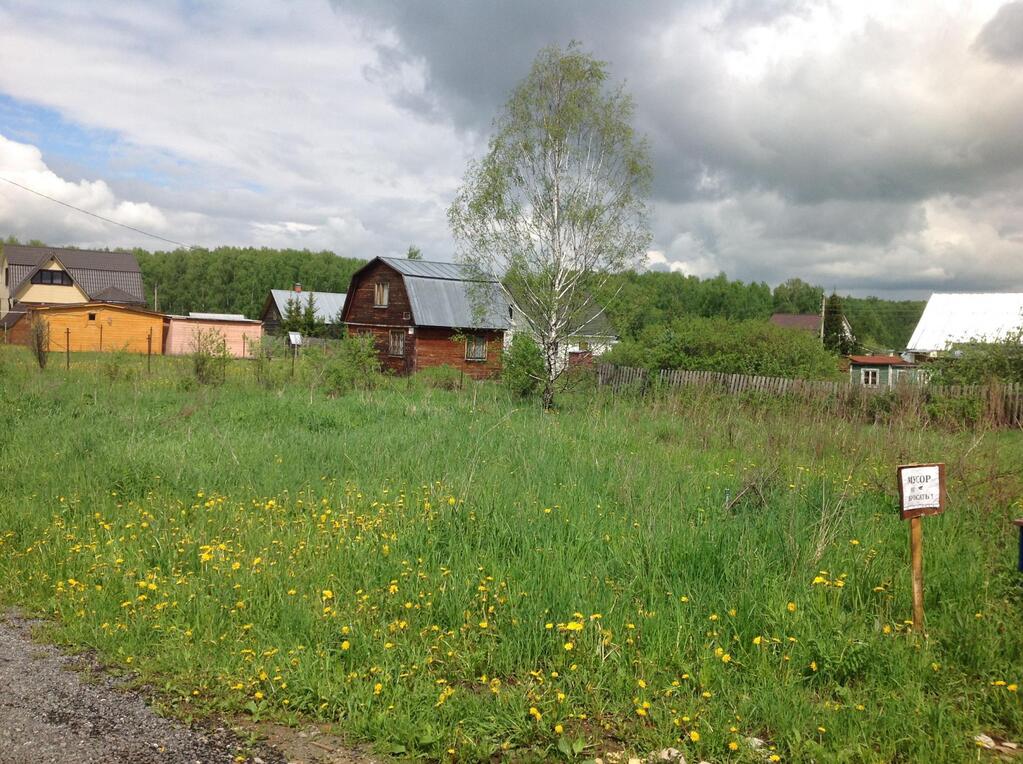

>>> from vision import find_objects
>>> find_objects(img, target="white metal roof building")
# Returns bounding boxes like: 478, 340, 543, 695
906, 293, 1023, 353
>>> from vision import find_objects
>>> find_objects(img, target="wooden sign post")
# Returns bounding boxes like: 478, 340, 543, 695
897, 463, 945, 633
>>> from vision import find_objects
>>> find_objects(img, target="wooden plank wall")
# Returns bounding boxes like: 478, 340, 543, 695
414, 327, 503, 379
596, 364, 1023, 427
4, 306, 165, 354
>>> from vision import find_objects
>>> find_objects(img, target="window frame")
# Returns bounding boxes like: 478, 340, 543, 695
465, 334, 487, 362
373, 281, 389, 308
861, 367, 880, 387
31, 269, 73, 287
388, 329, 405, 357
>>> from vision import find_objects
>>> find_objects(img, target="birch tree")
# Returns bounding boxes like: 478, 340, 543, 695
449, 43, 651, 409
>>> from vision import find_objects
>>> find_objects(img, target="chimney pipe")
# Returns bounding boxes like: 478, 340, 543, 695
293, 283, 302, 293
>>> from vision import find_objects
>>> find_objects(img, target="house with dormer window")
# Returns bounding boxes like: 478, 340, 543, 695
1, 244, 146, 335
340, 257, 511, 378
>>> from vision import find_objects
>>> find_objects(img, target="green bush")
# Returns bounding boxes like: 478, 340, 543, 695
252, 337, 287, 390
323, 333, 381, 395
414, 364, 463, 391
605, 315, 840, 380
925, 393, 984, 428
102, 348, 137, 382
502, 333, 544, 397
190, 328, 230, 386
927, 327, 1023, 386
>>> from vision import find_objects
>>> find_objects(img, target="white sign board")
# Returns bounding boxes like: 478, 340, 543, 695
288, 332, 302, 347
897, 463, 945, 519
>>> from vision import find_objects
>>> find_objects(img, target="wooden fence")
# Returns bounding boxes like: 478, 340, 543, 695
596, 364, 1023, 427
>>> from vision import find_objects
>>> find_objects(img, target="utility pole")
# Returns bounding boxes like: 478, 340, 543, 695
154, 283, 159, 312
819, 293, 826, 343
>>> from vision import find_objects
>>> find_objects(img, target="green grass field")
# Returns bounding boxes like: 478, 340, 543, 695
0, 345, 1020, 762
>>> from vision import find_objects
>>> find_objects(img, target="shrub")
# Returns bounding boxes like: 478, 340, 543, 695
415, 364, 463, 390
252, 336, 287, 389
28, 315, 49, 370
925, 393, 985, 428
502, 334, 544, 397
190, 328, 231, 386
102, 348, 137, 382
323, 333, 381, 395
604, 315, 840, 380
927, 326, 1023, 386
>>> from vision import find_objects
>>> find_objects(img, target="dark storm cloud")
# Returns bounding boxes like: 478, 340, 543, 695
333, 1, 1023, 293
975, 2, 1023, 63
339, 0, 679, 127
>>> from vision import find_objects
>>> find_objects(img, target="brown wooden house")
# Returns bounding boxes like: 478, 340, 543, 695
341, 257, 511, 378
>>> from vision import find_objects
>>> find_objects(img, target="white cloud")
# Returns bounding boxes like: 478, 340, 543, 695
0, 0, 470, 256
0, 133, 174, 247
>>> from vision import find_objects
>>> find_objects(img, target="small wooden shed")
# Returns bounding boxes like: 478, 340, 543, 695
11, 303, 166, 354
165, 313, 263, 358
848, 354, 921, 387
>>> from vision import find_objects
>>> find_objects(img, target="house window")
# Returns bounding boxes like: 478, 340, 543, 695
374, 282, 389, 308
88, 313, 97, 321
31, 270, 73, 286
861, 368, 879, 387
465, 334, 487, 361
578, 340, 591, 352
388, 329, 405, 357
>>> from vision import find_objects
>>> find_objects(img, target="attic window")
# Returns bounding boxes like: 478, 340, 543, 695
374, 282, 389, 308
88, 313, 97, 321
31, 270, 73, 286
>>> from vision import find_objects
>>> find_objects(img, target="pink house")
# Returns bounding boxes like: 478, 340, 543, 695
165, 313, 263, 358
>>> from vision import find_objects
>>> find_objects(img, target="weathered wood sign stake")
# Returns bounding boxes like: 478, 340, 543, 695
1014, 518, 1023, 574
897, 463, 945, 633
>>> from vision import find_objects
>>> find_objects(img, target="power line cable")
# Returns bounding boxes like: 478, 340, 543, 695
0, 174, 195, 250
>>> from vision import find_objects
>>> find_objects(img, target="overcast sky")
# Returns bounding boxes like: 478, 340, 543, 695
1, 0, 1022, 297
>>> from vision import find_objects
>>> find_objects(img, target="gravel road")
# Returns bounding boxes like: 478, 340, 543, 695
0, 611, 286, 764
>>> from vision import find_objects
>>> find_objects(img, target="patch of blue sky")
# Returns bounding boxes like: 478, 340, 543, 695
0, 93, 194, 189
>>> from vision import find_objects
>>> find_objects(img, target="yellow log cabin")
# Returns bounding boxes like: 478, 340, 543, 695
10, 303, 167, 354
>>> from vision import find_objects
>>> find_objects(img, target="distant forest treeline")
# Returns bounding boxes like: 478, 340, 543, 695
3, 237, 925, 350
132, 247, 366, 320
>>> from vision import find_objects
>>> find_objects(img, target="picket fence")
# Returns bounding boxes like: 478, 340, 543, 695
596, 364, 1023, 427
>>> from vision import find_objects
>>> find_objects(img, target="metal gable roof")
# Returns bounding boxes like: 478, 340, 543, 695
907, 293, 1023, 352
403, 277, 511, 330
269, 289, 347, 323
379, 257, 497, 282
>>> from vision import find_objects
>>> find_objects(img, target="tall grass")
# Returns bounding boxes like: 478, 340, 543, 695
0, 345, 1020, 762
